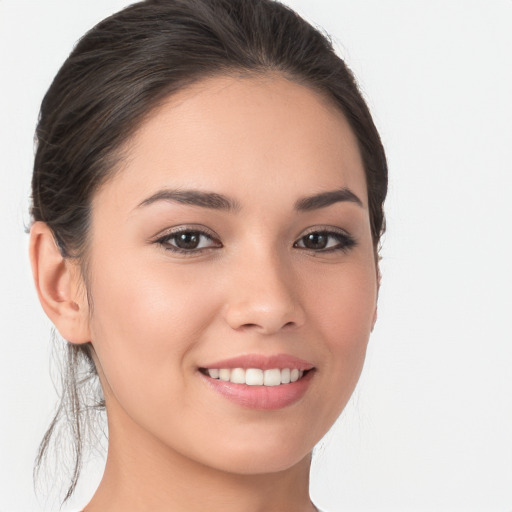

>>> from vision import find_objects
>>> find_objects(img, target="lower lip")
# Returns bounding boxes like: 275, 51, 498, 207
198, 370, 314, 410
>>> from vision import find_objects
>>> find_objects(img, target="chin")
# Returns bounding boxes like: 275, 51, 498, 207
208, 449, 311, 476
191, 429, 316, 476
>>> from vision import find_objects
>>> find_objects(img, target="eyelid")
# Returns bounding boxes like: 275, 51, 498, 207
151, 224, 222, 254
293, 225, 357, 252
150, 224, 355, 255
297, 225, 353, 239
151, 224, 219, 242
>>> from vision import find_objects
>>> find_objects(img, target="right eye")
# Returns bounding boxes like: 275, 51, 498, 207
154, 228, 222, 254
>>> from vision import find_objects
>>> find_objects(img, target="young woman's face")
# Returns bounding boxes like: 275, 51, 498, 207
84, 75, 377, 474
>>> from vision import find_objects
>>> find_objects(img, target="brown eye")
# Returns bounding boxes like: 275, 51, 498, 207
294, 230, 356, 252
174, 231, 202, 250
302, 233, 329, 250
156, 228, 221, 253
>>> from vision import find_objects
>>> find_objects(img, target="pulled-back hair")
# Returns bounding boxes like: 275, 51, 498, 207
31, 0, 387, 501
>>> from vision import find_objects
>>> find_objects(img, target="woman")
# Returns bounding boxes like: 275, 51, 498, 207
29, 0, 387, 510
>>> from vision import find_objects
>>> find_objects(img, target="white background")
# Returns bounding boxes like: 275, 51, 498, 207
1, 1, 511, 511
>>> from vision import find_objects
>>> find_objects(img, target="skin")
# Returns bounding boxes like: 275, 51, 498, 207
30, 74, 378, 512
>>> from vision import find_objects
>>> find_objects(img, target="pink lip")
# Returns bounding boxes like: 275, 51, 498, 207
199, 371, 314, 410
199, 353, 315, 371
197, 353, 316, 410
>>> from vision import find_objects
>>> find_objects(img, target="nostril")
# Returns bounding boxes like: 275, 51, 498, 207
236, 323, 259, 332
237, 320, 297, 333
223, 296, 305, 334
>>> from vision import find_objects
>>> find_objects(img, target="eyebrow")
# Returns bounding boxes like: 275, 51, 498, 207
136, 186, 363, 212
295, 187, 363, 211
137, 189, 240, 211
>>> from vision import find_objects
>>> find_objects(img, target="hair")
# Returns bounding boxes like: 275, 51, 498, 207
31, 0, 387, 501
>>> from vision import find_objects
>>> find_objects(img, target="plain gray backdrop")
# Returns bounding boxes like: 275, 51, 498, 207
1, 1, 511, 511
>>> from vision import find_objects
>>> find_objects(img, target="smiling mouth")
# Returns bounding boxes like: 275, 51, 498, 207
199, 367, 312, 386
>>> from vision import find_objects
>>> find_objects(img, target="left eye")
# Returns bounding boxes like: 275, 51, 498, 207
294, 231, 355, 252
157, 230, 220, 252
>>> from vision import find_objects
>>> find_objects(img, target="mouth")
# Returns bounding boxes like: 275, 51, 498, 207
197, 354, 316, 410
199, 367, 312, 386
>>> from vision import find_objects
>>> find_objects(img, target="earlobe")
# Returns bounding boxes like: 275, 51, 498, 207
29, 221, 91, 344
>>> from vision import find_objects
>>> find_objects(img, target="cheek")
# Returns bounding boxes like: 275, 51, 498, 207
305, 257, 377, 342
86, 255, 219, 407
303, 259, 376, 411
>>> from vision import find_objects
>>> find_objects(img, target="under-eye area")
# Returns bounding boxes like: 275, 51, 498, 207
199, 367, 314, 386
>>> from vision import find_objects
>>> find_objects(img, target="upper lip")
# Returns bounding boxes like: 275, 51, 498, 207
199, 353, 315, 371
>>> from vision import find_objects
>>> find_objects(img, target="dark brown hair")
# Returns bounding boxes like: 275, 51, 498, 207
31, 0, 387, 501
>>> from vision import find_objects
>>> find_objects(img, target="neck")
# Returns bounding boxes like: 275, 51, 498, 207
84, 402, 316, 512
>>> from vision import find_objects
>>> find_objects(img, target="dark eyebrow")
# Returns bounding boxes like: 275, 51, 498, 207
294, 187, 363, 211
137, 189, 240, 211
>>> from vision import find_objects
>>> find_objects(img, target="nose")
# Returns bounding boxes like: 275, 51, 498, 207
222, 252, 305, 335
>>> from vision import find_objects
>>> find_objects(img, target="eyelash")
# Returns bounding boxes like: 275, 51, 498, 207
293, 229, 357, 253
154, 227, 357, 255
154, 227, 221, 255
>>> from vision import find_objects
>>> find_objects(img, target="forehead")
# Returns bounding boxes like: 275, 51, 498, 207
95, 74, 367, 213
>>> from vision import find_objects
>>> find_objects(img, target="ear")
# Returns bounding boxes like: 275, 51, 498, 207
29, 221, 91, 344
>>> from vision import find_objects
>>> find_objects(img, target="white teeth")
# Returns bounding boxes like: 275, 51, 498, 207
245, 368, 264, 386
263, 369, 281, 386
219, 368, 230, 381
230, 368, 246, 384
205, 367, 308, 386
